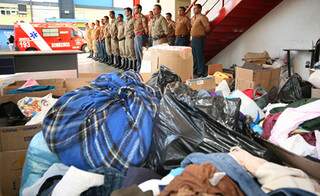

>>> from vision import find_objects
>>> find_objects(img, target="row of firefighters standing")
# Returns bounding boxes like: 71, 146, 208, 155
85, 3, 210, 77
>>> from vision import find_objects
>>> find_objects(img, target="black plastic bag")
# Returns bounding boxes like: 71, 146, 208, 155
146, 82, 269, 173
278, 74, 312, 103
146, 65, 181, 95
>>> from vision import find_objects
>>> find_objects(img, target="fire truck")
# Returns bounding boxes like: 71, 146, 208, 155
14, 22, 87, 52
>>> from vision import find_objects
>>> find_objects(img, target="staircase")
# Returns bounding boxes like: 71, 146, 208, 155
196, 0, 283, 61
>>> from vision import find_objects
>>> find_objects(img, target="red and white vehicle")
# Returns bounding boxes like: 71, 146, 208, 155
14, 22, 87, 52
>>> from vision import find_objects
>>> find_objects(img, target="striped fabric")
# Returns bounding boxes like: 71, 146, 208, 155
42, 71, 159, 171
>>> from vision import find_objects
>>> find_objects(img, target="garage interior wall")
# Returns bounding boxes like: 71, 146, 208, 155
208, 0, 320, 80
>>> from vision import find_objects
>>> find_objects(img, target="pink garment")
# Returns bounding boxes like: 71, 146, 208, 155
19, 79, 39, 89
269, 100, 320, 145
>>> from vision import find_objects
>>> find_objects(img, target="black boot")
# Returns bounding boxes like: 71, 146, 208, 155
128, 60, 133, 70
123, 58, 129, 70
117, 55, 121, 68
114, 55, 119, 68
110, 55, 114, 66
133, 60, 138, 72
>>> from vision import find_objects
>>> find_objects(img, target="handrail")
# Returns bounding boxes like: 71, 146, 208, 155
205, 0, 224, 16
185, 0, 197, 14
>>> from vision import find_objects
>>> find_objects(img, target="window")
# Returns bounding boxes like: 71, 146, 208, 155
71, 29, 79, 37
1, 10, 5, 15
6, 10, 10, 15
42, 28, 59, 37
11, 10, 17, 15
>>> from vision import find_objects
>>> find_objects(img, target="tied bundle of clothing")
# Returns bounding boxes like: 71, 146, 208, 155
42, 71, 159, 171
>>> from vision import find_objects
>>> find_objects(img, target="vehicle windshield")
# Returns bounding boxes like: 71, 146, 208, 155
72, 28, 84, 38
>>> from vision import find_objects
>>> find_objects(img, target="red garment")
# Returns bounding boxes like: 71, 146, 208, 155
262, 112, 281, 139
243, 89, 262, 100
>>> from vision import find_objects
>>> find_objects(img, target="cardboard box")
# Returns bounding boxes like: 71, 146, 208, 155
207, 64, 223, 75
186, 76, 215, 91
235, 66, 280, 91
0, 150, 27, 196
141, 46, 193, 82
312, 88, 320, 98
259, 139, 320, 181
0, 124, 41, 151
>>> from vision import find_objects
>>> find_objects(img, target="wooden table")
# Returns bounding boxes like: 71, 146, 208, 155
0, 50, 82, 75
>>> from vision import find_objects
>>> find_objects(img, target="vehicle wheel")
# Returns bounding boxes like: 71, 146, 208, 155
26, 47, 37, 51
81, 44, 89, 53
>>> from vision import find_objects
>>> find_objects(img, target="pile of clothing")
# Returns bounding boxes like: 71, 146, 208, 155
19, 68, 320, 196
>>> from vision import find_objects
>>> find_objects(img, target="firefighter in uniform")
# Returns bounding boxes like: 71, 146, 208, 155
165, 12, 176, 46
191, 4, 210, 77
99, 18, 106, 62
117, 14, 125, 69
175, 6, 191, 46
124, 7, 135, 70
148, 11, 154, 47
85, 22, 93, 58
151, 4, 168, 45
104, 16, 112, 65
133, 4, 148, 72
109, 10, 120, 67
93, 20, 101, 60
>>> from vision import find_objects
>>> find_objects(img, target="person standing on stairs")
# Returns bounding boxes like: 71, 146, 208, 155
124, 7, 136, 71
110, 11, 120, 68
191, 4, 210, 78
175, 6, 191, 46
151, 4, 169, 46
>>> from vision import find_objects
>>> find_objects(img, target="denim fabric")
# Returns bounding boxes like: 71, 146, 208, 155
134, 35, 147, 71
121, 167, 162, 188
191, 37, 206, 76
100, 40, 107, 59
267, 188, 316, 196
96, 41, 101, 58
175, 37, 190, 46
81, 167, 124, 196
181, 153, 266, 196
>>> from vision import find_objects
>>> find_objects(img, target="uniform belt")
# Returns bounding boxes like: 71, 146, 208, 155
118, 38, 125, 41
153, 35, 166, 41
176, 35, 189, 38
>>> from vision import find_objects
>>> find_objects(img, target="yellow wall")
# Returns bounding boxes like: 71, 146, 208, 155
0, 3, 32, 25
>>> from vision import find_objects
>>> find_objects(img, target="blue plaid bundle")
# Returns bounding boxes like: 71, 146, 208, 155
42, 71, 159, 171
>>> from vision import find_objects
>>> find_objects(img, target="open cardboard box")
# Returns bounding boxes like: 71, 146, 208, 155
0, 90, 61, 195
259, 138, 320, 181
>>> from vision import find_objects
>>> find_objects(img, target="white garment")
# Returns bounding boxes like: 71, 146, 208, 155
255, 161, 320, 194
263, 103, 288, 116
215, 80, 230, 97
52, 166, 104, 196
269, 100, 320, 145
23, 163, 69, 196
17, 93, 57, 125
309, 70, 320, 89
279, 134, 318, 158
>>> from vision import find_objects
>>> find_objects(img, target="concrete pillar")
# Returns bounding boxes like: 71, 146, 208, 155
58, 0, 75, 19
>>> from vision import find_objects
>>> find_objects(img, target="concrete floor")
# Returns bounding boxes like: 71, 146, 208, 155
78, 53, 117, 74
